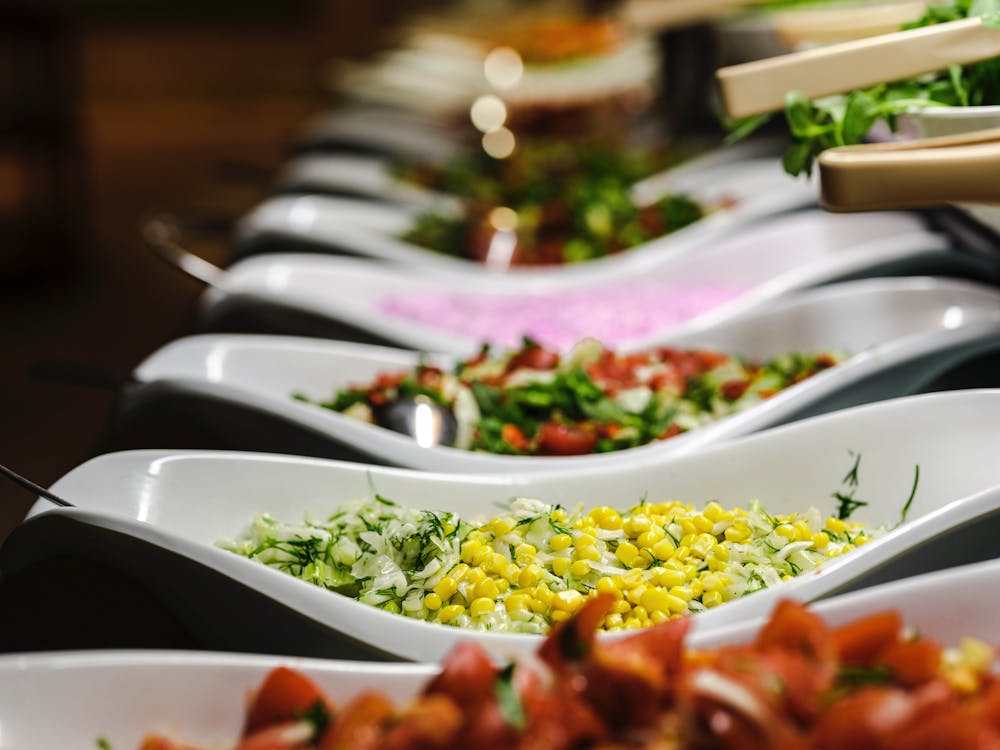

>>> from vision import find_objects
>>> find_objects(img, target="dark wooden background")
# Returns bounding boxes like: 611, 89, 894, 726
0, 1, 414, 542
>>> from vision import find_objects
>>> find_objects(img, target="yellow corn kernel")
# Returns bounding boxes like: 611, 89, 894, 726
658, 568, 687, 588
703, 502, 726, 522
460, 540, 482, 565
812, 532, 830, 549
594, 507, 624, 531
703, 590, 724, 608
616, 541, 640, 567
622, 569, 644, 587
475, 578, 499, 600
466, 529, 485, 543
514, 543, 537, 565
632, 605, 649, 622
624, 514, 652, 537
855, 536, 871, 546
552, 557, 572, 577
423, 593, 442, 611
550, 609, 571, 623
570, 559, 591, 577
486, 552, 508, 574
574, 533, 597, 549
650, 610, 670, 625
596, 576, 617, 595
670, 585, 694, 602
792, 521, 812, 542
533, 584, 554, 606
603, 613, 624, 629
961, 637, 994, 672
678, 518, 698, 536
691, 533, 717, 558
637, 527, 666, 548
550, 508, 567, 522
651, 538, 677, 561
711, 545, 730, 562
625, 584, 647, 605
496, 578, 510, 593
700, 572, 723, 591
449, 563, 470, 581
672, 545, 690, 562
679, 533, 698, 549
501, 563, 522, 584
552, 589, 585, 612
575, 547, 602, 562
825, 517, 847, 534
549, 533, 572, 551
664, 593, 689, 614
467, 568, 486, 586
470, 597, 495, 617
505, 593, 531, 613
443, 521, 456, 534
775, 524, 796, 540
434, 576, 458, 600
491, 517, 516, 536
438, 604, 465, 623
518, 564, 542, 589
640, 587, 671, 614
689, 580, 705, 599
613, 599, 632, 615
724, 524, 750, 543
692, 515, 714, 534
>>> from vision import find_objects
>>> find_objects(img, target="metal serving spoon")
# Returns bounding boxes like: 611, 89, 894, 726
0, 464, 74, 507
370, 395, 458, 448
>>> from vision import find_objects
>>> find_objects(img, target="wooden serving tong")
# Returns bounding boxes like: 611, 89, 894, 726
817, 127, 1000, 210
717, 16, 1000, 119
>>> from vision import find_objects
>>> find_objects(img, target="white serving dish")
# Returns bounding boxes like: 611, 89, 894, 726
233, 155, 818, 268
196, 210, 979, 350
150, 277, 1000, 472
4, 557, 999, 747
14, 389, 1000, 663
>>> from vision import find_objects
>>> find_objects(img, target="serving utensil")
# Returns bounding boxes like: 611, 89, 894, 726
717, 16, 1000, 119
0, 464, 73, 508
370, 395, 459, 448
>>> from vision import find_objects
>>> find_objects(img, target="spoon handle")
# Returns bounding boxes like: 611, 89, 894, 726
0, 465, 75, 508
142, 212, 225, 286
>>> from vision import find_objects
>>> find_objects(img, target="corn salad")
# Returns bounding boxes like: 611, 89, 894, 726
220, 495, 877, 634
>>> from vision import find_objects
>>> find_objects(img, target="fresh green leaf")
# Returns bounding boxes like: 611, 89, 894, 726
494, 663, 527, 729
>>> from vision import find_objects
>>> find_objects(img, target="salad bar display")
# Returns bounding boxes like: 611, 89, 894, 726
134, 598, 999, 750
307, 338, 842, 455
3, 0, 1000, 743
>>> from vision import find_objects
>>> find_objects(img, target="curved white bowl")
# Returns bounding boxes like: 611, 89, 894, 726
199, 211, 975, 352
233, 155, 818, 272
5, 557, 1000, 747
16, 389, 1000, 662
153, 277, 1000, 472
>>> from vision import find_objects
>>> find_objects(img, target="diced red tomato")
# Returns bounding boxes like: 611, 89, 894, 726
879, 638, 943, 687
424, 640, 498, 708
236, 722, 313, 750
372, 372, 406, 390
379, 695, 463, 750
659, 423, 682, 440
814, 687, 916, 750
536, 422, 598, 455
243, 667, 329, 736
501, 423, 531, 452
755, 600, 835, 666
317, 692, 393, 750
139, 737, 201, 750
721, 379, 750, 401
507, 345, 560, 372
831, 611, 903, 666
648, 366, 685, 393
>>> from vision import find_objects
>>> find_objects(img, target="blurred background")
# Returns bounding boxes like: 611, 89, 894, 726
0, 0, 411, 540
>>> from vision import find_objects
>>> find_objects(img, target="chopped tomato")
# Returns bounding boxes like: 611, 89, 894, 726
501, 423, 531, 452
648, 366, 685, 393
317, 692, 393, 750
879, 638, 943, 687
424, 640, 498, 708
243, 667, 328, 737
236, 722, 313, 750
721, 379, 750, 401
379, 695, 463, 750
755, 600, 835, 666
659, 423, 682, 440
372, 372, 406, 390
506, 345, 560, 372
831, 611, 903, 666
814, 686, 916, 750
536, 422, 598, 455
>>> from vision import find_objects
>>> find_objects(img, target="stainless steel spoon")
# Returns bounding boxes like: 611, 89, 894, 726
0, 464, 74, 507
370, 395, 458, 448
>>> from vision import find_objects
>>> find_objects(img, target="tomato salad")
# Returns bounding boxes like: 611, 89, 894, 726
300, 338, 843, 456
136, 597, 999, 750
